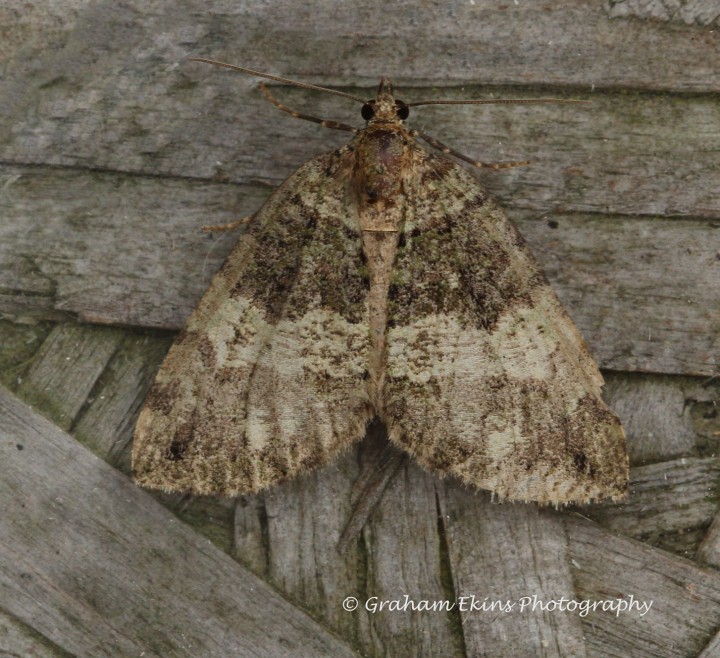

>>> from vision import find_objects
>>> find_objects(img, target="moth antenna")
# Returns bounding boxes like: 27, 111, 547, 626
411, 129, 530, 170
187, 58, 367, 104
407, 96, 587, 170
407, 98, 591, 107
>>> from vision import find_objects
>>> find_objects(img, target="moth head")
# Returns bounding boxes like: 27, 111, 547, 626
361, 78, 410, 124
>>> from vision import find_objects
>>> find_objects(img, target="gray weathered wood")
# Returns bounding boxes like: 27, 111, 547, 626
581, 457, 720, 556
698, 630, 720, 658
3, 0, 720, 170
601, 374, 699, 463
335, 425, 407, 554
4, 86, 720, 220
0, 166, 257, 328
0, 609, 70, 658
697, 514, 720, 568
608, 0, 720, 25
9, 322, 172, 473
361, 463, 458, 658
567, 517, 720, 658
439, 489, 588, 658
233, 493, 269, 576
256, 449, 459, 657
0, 319, 54, 390
72, 332, 172, 469
517, 214, 719, 377
262, 456, 362, 633
17, 323, 125, 431
0, 385, 359, 658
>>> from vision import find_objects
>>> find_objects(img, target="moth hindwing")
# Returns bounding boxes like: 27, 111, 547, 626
132, 65, 628, 504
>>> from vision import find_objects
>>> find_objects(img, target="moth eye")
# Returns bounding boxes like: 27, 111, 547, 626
395, 100, 409, 120
361, 102, 375, 120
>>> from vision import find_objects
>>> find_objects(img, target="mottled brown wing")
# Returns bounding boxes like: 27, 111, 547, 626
383, 154, 628, 503
133, 152, 373, 495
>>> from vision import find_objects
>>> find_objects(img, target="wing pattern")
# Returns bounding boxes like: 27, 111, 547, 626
133, 152, 374, 495
383, 154, 628, 503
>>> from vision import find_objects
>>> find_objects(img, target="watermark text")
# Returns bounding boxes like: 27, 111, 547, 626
342, 594, 652, 618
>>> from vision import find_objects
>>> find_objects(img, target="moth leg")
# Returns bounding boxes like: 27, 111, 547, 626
259, 82, 358, 133
202, 215, 254, 232
411, 129, 530, 170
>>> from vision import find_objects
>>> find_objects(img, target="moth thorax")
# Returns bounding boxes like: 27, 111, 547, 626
357, 128, 409, 204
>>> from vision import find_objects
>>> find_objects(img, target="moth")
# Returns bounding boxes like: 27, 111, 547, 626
133, 60, 629, 505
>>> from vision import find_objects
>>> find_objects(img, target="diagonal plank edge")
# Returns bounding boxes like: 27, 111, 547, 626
0, 385, 358, 658
566, 516, 720, 658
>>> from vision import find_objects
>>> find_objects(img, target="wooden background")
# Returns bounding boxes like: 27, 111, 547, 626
1, 1, 719, 656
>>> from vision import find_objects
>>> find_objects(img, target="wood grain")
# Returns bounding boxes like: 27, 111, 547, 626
567, 517, 720, 658
601, 373, 700, 463
0, 385, 359, 658
439, 489, 588, 658
581, 457, 720, 556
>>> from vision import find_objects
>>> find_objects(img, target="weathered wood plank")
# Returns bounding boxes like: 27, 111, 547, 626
3, 0, 720, 151
1, 165, 716, 376
698, 630, 720, 658
697, 515, 720, 568
567, 517, 720, 658
439, 490, 588, 658
3, 85, 720, 221
262, 455, 363, 637
360, 462, 458, 658
3, 0, 720, 224
0, 166, 258, 328
0, 386, 359, 658
17, 323, 125, 431
608, 0, 720, 26
7, 323, 172, 472
233, 493, 269, 576
440, 486, 586, 657
602, 374, 700, 463
72, 331, 172, 469
518, 215, 719, 377
257, 446, 460, 658
0, 319, 53, 390
0, 609, 71, 658
197, 87, 720, 219
582, 457, 720, 556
